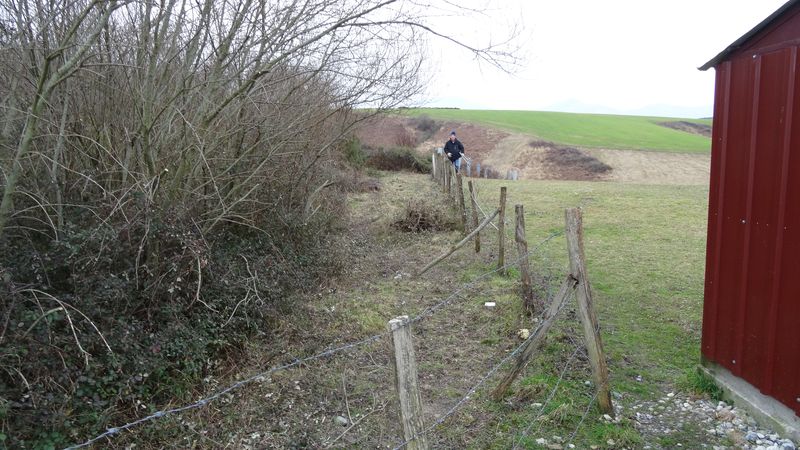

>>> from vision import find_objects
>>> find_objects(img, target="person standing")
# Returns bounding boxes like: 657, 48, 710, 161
443, 130, 465, 173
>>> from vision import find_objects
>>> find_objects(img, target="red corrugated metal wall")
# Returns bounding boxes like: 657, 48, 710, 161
702, 32, 800, 415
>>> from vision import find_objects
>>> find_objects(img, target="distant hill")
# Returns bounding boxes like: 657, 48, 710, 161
401, 108, 711, 153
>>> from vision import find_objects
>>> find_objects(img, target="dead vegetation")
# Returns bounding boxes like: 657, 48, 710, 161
529, 140, 613, 181
656, 121, 713, 137
392, 198, 459, 233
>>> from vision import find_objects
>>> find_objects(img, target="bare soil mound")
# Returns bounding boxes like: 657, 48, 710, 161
657, 120, 712, 137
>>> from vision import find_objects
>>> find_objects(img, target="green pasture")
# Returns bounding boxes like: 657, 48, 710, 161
456, 177, 711, 448
403, 108, 712, 153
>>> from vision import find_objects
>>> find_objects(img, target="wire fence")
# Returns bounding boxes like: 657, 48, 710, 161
64, 219, 565, 450
65, 169, 608, 450
394, 278, 577, 450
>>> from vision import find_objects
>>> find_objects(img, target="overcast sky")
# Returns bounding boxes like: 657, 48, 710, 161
421, 0, 788, 117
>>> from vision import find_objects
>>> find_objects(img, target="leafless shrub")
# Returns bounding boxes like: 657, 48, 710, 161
412, 114, 438, 139
394, 127, 418, 147
529, 140, 612, 175
393, 199, 458, 232
366, 147, 431, 173
0, 0, 522, 446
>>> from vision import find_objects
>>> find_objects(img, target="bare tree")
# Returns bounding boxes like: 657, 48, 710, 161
0, 1, 521, 443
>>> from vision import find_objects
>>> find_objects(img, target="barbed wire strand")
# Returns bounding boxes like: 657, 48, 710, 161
64, 230, 563, 450
63, 331, 387, 450
411, 230, 563, 324
567, 391, 600, 447
393, 281, 575, 450
511, 343, 582, 450
391, 332, 531, 450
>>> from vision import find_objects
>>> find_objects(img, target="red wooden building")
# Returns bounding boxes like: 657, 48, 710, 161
699, 0, 800, 436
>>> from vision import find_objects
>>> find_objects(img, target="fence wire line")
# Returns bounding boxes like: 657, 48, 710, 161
64, 230, 563, 450
411, 230, 563, 324
567, 390, 600, 446
393, 276, 575, 450
63, 331, 387, 450
511, 343, 582, 450
391, 330, 531, 450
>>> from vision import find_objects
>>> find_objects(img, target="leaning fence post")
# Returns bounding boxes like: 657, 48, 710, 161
515, 205, 535, 314
565, 208, 613, 415
456, 174, 468, 234
468, 180, 481, 253
389, 316, 428, 450
498, 187, 507, 274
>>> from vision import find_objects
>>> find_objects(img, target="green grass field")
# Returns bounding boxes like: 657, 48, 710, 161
404, 108, 712, 153
457, 177, 710, 448
344, 174, 711, 447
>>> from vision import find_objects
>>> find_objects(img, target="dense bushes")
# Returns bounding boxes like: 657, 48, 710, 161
0, 1, 421, 447
365, 147, 432, 173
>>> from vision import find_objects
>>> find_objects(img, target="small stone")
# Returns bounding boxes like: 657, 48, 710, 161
585, 380, 592, 386
603, 414, 612, 421
517, 328, 530, 340
667, 392, 675, 397
780, 440, 797, 450
484, 301, 496, 308
612, 391, 623, 399
759, 433, 767, 439
536, 438, 547, 445
607, 439, 616, 446
334, 416, 348, 426
568, 445, 576, 449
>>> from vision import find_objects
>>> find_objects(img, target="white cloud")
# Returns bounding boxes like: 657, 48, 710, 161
419, 0, 788, 117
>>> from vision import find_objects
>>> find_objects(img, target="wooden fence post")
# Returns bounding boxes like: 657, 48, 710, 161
465, 160, 471, 177
565, 208, 613, 415
431, 153, 436, 180
515, 205, 535, 314
389, 316, 428, 450
498, 186, 507, 274
468, 180, 481, 253
456, 174, 468, 234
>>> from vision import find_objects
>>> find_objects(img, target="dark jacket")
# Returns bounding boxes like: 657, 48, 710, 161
444, 138, 465, 161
